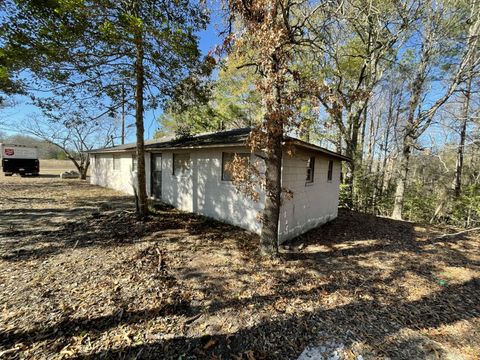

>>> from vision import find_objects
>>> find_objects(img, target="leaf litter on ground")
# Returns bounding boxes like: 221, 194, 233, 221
0, 175, 479, 359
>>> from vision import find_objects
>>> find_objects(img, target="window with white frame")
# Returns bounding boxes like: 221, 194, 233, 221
306, 156, 315, 183
173, 153, 190, 175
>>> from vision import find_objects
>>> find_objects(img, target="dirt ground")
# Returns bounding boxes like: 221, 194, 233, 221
0, 173, 479, 360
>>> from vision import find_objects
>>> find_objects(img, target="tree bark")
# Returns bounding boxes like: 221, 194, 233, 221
133, 1, 148, 217
452, 76, 472, 197
260, 130, 282, 256
344, 106, 363, 208
391, 87, 421, 221
121, 84, 125, 145
392, 140, 411, 220
67, 153, 89, 180
259, 53, 282, 257
80, 164, 89, 180
379, 88, 397, 198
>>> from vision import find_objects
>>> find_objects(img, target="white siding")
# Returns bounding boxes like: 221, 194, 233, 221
278, 150, 341, 242
161, 147, 264, 234
90, 152, 151, 196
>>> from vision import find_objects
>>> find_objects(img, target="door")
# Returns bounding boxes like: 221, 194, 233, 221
151, 153, 162, 199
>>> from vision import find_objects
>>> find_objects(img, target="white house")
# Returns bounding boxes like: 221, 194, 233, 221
88, 128, 349, 243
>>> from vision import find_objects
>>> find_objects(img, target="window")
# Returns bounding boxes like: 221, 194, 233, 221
132, 155, 138, 172
327, 160, 334, 182
173, 153, 190, 175
306, 156, 315, 183
222, 152, 250, 181
113, 155, 121, 170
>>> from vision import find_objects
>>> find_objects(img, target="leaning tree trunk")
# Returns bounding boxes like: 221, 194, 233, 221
67, 154, 88, 180
133, 3, 148, 217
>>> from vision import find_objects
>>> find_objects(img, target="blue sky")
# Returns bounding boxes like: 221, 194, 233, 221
2, 3, 224, 143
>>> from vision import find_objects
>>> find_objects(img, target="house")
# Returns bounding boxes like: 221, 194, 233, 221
88, 128, 349, 243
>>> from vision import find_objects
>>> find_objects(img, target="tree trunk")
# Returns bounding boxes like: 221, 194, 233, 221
335, 128, 342, 154
391, 35, 430, 220
343, 102, 368, 209
392, 139, 412, 220
452, 76, 472, 197
379, 89, 396, 198
121, 84, 126, 145
80, 162, 89, 180
259, 53, 282, 257
133, 1, 148, 217
366, 110, 377, 174
344, 111, 361, 208
359, 105, 368, 168
67, 154, 88, 180
260, 130, 282, 256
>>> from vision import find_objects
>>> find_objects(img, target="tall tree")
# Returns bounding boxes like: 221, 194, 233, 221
452, 53, 477, 197
451, 83, 470, 197
1, 0, 208, 216
307, 0, 417, 207
226, 0, 329, 255
21, 114, 118, 179
391, 0, 480, 220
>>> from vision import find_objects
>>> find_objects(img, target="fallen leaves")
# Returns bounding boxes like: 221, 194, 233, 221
1, 176, 479, 359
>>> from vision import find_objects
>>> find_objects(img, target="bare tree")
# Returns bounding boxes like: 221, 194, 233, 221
391, 0, 480, 220
309, 0, 417, 206
21, 115, 117, 179
452, 67, 476, 197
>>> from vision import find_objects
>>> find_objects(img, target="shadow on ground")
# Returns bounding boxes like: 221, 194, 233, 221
0, 176, 478, 360
61, 277, 478, 359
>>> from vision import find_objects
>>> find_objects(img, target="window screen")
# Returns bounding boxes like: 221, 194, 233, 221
306, 156, 315, 183
173, 153, 190, 175
222, 152, 250, 181
327, 160, 334, 181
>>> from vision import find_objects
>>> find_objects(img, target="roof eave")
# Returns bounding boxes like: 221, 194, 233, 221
146, 142, 248, 151
287, 139, 351, 162
87, 141, 249, 154
87, 148, 135, 154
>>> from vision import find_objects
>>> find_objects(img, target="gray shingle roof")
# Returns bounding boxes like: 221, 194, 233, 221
146, 127, 251, 150
88, 127, 350, 161
88, 128, 250, 153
